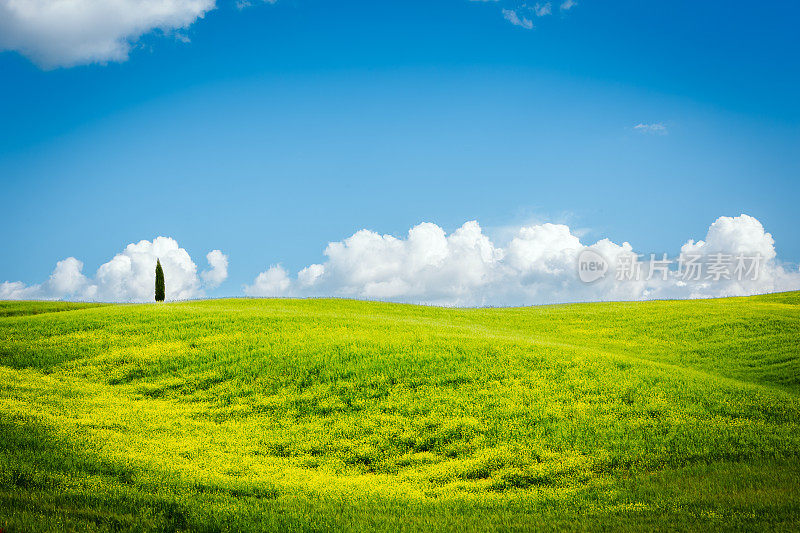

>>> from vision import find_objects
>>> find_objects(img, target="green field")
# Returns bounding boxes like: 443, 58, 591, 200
1, 293, 799, 531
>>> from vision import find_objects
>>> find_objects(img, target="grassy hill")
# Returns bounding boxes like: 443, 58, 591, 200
1, 293, 799, 531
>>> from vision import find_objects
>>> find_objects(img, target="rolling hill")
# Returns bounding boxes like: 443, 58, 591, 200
1, 293, 799, 531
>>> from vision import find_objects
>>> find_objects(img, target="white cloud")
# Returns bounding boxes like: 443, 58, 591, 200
201, 249, 229, 288
0, 257, 92, 300
634, 122, 668, 135
93, 237, 207, 301
533, 3, 552, 17
502, 9, 534, 29
0, 237, 227, 302
0, 0, 216, 69
480, 0, 571, 29
236, 0, 277, 10
560, 0, 577, 11
47, 257, 92, 297
670, 214, 788, 299
246, 215, 800, 306
680, 215, 776, 261
243, 265, 291, 297
298, 263, 325, 287
0, 281, 39, 300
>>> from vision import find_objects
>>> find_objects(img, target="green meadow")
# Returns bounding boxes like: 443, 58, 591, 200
1, 293, 799, 531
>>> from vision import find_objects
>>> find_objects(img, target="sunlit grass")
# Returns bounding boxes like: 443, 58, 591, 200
1, 294, 799, 531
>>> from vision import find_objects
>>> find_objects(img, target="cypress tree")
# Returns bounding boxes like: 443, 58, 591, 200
155, 259, 165, 302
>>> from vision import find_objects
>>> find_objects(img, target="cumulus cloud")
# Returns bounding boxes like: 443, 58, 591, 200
243, 265, 291, 297
0, 237, 227, 302
502, 9, 534, 29
0, 257, 92, 300
246, 215, 800, 306
0, 0, 216, 69
669, 215, 786, 299
201, 249, 229, 288
47, 257, 92, 297
634, 122, 668, 135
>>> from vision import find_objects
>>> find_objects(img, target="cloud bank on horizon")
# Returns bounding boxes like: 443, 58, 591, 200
247, 213, 798, 306
3, 214, 799, 305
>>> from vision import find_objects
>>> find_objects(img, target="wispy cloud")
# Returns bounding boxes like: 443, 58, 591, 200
502, 9, 534, 29
560, 0, 577, 11
533, 2, 552, 17
237, 0, 278, 10
634, 122, 668, 135
483, 0, 573, 30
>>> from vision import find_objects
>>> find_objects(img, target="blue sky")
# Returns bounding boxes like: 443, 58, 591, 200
1, 0, 798, 303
